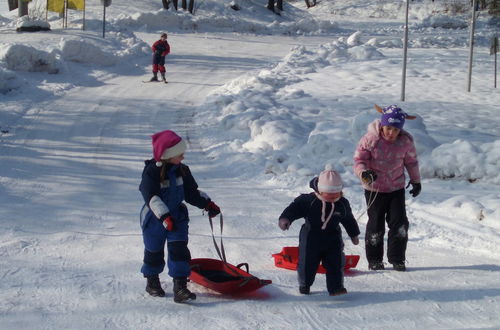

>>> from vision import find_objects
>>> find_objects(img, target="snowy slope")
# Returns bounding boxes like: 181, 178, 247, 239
1, 0, 499, 329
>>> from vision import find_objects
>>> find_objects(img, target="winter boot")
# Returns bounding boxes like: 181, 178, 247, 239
329, 288, 348, 296
145, 275, 165, 297
368, 261, 385, 270
173, 277, 196, 303
299, 286, 310, 294
150, 72, 158, 82
161, 73, 166, 82
391, 262, 406, 272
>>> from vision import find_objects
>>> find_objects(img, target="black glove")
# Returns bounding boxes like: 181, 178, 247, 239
205, 201, 221, 218
407, 182, 421, 197
278, 218, 291, 231
361, 170, 377, 185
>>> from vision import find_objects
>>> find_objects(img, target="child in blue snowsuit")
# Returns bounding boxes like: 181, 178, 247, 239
278, 166, 360, 296
139, 130, 221, 303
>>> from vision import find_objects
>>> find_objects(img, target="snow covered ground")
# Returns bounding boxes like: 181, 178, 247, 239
1, 0, 499, 329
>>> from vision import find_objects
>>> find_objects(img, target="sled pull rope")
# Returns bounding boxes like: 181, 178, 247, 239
208, 213, 227, 263
356, 188, 379, 221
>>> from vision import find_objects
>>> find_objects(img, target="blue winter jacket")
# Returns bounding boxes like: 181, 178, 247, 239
139, 160, 211, 226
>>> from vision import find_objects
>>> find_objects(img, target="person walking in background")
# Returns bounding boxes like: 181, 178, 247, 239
139, 130, 221, 303
278, 165, 360, 296
150, 32, 170, 82
353, 105, 421, 272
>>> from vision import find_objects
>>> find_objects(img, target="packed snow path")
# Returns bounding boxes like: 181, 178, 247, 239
1, 32, 499, 329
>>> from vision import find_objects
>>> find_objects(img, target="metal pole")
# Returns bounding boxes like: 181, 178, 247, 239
467, 0, 477, 92
495, 46, 497, 88
102, 4, 106, 38
401, 0, 409, 102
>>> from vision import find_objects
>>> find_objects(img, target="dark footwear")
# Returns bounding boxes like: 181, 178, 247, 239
368, 261, 385, 270
161, 74, 166, 82
392, 262, 406, 272
299, 286, 310, 294
145, 275, 166, 297
173, 277, 196, 303
149, 76, 159, 82
329, 288, 347, 296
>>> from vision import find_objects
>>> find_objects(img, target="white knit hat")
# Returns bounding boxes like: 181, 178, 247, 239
317, 164, 343, 193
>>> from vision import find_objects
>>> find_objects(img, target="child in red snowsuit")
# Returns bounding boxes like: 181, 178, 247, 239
278, 166, 360, 296
150, 32, 170, 82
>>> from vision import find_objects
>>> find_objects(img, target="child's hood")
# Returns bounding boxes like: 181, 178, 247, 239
309, 177, 320, 193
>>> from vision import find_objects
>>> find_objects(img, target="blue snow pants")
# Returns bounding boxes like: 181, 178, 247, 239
140, 166, 191, 278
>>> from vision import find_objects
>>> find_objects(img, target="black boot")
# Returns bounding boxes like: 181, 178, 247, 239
145, 275, 165, 297
150, 72, 158, 82
173, 277, 196, 303
161, 73, 166, 82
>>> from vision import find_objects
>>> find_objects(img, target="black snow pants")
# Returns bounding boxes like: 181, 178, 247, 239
364, 189, 409, 264
297, 226, 344, 293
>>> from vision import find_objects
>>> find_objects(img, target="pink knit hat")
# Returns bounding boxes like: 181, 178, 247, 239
151, 130, 187, 167
317, 165, 343, 193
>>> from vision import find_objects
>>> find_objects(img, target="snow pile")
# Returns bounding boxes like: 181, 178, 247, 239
197, 34, 410, 181
15, 15, 51, 31
0, 44, 59, 73
197, 32, 498, 186
0, 67, 22, 93
417, 14, 469, 29
60, 39, 117, 66
112, 0, 338, 35
423, 139, 500, 184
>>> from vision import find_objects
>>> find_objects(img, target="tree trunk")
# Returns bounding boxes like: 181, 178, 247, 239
172, 0, 178, 10
18, 0, 28, 17
267, 0, 274, 12
277, 0, 283, 11
188, 0, 194, 14
162, 0, 169, 10
182, 0, 187, 10
8, 0, 18, 11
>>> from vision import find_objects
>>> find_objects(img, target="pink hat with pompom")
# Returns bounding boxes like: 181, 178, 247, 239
317, 164, 343, 193
151, 130, 187, 167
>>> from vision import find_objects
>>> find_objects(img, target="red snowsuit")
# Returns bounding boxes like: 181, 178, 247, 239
151, 39, 170, 74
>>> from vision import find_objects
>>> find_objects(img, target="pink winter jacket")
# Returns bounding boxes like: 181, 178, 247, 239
353, 120, 420, 193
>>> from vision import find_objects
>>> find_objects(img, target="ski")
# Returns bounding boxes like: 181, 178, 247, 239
142, 80, 168, 84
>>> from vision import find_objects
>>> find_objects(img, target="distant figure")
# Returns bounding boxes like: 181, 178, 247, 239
278, 165, 360, 296
353, 105, 421, 272
150, 33, 170, 82
139, 130, 221, 303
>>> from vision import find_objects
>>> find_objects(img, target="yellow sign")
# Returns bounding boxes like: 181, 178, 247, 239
67, 0, 85, 10
47, 0, 64, 13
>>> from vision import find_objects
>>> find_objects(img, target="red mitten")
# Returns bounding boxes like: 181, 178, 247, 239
205, 201, 221, 218
160, 214, 174, 231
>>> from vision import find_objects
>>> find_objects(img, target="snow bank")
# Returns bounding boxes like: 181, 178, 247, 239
197, 32, 498, 186
60, 39, 117, 66
0, 44, 59, 73
111, 1, 338, 35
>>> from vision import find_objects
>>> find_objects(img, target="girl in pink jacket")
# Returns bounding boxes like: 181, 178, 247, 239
353, 105, 421, 271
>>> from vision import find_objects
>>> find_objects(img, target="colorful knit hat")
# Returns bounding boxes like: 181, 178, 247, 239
380, 105, 407, 129
151, 130, 187, 167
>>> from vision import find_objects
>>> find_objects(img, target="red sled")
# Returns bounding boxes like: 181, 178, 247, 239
189, 258, 272, 295
272, 246, 360, 273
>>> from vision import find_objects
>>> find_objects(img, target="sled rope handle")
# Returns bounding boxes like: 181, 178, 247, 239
356, 188, 379, 221
208, 214, 257, 284
208, 213, 227, 263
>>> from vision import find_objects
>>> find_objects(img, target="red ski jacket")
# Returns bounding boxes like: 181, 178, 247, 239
152, 40, 170, 57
